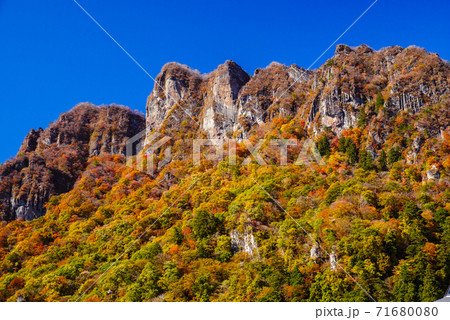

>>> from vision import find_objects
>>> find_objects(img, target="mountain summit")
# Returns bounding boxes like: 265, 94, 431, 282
2, 45, 449, 222
0, 45, 449, 302
0, 104, 145, 221
146, 44, 449, 140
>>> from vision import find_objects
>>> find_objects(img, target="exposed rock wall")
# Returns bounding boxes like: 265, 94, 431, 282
0, 103, 145, 221
146, 44, 449, 140
3, 44, 449, 222
230, 228, 260, 260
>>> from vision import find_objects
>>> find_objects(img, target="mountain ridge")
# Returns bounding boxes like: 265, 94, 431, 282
0, 44, 449, 302
1, 44, 450, 222
145, 44, 449, 141
0, 104, 145, 221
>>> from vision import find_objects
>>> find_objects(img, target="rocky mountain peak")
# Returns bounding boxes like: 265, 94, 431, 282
335, 44, 375, 56
146, 60, 251, 137
212, 60, 250, 102
198, 61, 251, 137
18, 128, 43, 155
146, 63, 204, 131
145, 44, 449, 141
6, 44, 448, 222
154, 62, 203, 100
0, 104, 145, 221
335, 44, 353, 55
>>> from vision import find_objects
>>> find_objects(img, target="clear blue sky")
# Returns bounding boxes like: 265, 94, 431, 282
1, 0, 449, 163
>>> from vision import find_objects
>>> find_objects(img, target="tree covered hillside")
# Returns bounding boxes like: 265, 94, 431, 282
0, 101, 449, 301
0, 45, 449, 302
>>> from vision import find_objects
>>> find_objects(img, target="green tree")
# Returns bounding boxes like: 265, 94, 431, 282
100, 262, 140, 294
317, 135, 330, 157
420, 264, 441, 301
375, 92, 384, 110
389, 162, 403, 180
126, 262, 163, 302
324, 182, 341, 205
338, 135, 347, 153
357, 108, 367, 128
401, 201, 423, 222
401, 202, 426, 255
437, 217, 450, 288
192, 208, 217, 239
138, 262, 162, 300
126, 283, 145, 302
377, 150, 388, 171
393, 262, 418, 301
309, 270, 350, 302
359, 149, 375, 171
158, 261, 180, 291
192, 274, 215, 302
215, 235, 233, 262
388, 147, 402, 166
131, 242, 162, 261
346, 139, 359, 164
434, 208, 449, 226
172, 226, 183, 245
197, 238, 213, 259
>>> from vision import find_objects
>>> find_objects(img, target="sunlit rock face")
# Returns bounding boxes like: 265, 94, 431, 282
146, 45, 449, 141
3, 44, 450, 222
0, 104, 145, 221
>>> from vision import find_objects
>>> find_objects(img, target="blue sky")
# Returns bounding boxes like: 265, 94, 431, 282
0, 0, 449, 163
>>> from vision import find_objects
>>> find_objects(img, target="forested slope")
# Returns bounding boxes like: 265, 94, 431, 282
0, 45, 449, 301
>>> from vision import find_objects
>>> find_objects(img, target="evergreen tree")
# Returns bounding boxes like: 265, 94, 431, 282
388, 147, 402, 166
172, 226, 183, 245
437, 217, 450, 288
192, 274, 215, 302
338, 135, 347, 153
197, 238, 213, 258
159, 261, 180, 291
393, 263, 418, 301
215, 235, 233, 262
375, 92, 384, 110
434, 208, 449, 226
359, 149, 375, 171
377, 150, 388, 171
317, 135, 330, 157
136, 262, 162, 301
193, 208, 217, 239
346, 139, 359, 164
324, 182, 342, 205
357, 107, 367, 128
420, 264, 442, 301
401, 201, 423, 223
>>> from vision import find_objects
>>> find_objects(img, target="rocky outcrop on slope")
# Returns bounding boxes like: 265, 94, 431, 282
0, 104, 145, 221
146, 45, 449, 139
202, 60, 250, 138
145, 62, 205, 131
145, 60, 312, 139
236, 62, 311, 137
17, 128, 44, 155
309, 44, 449, 135
3, 44, 449, 222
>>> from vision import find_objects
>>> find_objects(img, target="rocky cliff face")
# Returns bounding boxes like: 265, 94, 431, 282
2, 44, 449, 222
0, 104, 145, 221
145, 60, 252, 139
202, 60, 250, 138
146, 45, 449, 140
145, 60, 313, 140
309, 44, 449, 135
